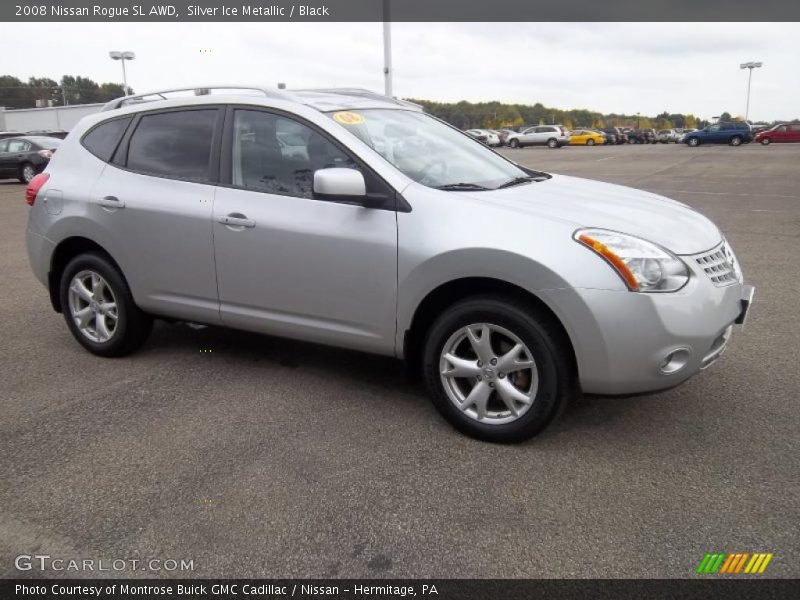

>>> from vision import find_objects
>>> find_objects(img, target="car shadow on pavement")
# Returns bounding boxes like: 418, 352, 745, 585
140, 320, 656, 440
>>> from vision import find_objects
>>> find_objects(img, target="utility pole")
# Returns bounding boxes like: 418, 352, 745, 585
383, 0, 393, 97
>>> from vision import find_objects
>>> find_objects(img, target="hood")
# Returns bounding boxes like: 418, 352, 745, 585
466, 174, 721, 255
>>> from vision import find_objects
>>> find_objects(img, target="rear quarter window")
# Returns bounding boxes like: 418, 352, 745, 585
81, 117, 132, 162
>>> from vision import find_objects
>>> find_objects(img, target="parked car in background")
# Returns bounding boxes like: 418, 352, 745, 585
24, 85, 754, 443
506, 125, 570, 149
754, 123, 800, 145
684, 122, 752, 146
0, 135, 61, 183
628, 129, 656, 144
602, 128, 626, 144
657, 129, 682, 143
25, 129, 69, 139
493, 129, 514, 146
568, 129, 605, 146
466, 129, 501, 146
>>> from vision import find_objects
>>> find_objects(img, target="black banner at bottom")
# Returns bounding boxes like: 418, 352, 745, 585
2, 579, 799, 600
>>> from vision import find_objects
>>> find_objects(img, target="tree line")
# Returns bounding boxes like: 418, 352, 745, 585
406, 98, 711, 131
0, 75, 129, 109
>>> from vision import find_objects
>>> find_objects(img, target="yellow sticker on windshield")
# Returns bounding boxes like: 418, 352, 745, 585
333, 111, 365, 125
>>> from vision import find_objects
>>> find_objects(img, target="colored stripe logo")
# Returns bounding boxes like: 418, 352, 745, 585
697, 552, 773, 574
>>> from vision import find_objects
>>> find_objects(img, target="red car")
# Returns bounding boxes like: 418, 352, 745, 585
755, 123, 800, 145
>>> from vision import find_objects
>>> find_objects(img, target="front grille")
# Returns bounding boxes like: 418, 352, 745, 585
694, 242, 740, 286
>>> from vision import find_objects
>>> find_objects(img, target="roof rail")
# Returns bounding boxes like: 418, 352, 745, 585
100, 85, 291, 112
293, 88, 423, 110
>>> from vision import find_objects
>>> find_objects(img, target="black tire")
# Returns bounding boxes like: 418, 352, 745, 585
422, 296, 575, 443
586, 139, 595, 146
19, 162, 36, 184
687, 137, 700, 147
761, 137, 771, 145
508, 138, 520, 148
547, 138, 558, 149
59, 252, 153, 357
730, 136, 742, 146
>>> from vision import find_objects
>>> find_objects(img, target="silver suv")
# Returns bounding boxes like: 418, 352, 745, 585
506, 125, 570, 149
25, 86, 754, 442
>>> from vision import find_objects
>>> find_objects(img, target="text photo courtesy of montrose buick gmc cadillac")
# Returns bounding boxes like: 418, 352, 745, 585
24, 86, 754, 442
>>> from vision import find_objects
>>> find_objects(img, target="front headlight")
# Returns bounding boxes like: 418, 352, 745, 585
574, 228, 689, 292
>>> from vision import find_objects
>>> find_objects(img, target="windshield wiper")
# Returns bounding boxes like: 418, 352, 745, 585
496, 176, 546, 189
435, 182, 490, 191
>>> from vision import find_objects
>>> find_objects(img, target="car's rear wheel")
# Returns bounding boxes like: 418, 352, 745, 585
422, 296, 574, 443
547, 138, 558, 149
730, 136, 743, 146
687, 137, 700, 147
586, 139, 595, 146
19, 163, 36, 184
508, 138, 520, 148
59, 252, 153, 357
761, 137, 771, 145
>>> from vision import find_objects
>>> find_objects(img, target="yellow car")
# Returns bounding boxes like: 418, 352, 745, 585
569, 130, 605, 146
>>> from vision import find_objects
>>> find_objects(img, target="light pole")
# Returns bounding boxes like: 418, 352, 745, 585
739, 61, 762, 122
382, 0, 392, 97
109, 51, 135, 95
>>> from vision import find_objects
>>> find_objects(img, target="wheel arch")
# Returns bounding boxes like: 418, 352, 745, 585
402, 277, 578, 379
48, 236, 122, 313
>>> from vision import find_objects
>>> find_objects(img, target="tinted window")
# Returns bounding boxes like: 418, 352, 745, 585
0, 140, 8, 152
232, 109, 358, 198
127, 110, 217, 181
82, 117, 131, 162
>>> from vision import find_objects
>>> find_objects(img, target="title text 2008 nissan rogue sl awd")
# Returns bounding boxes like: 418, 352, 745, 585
25, 86, 754, 442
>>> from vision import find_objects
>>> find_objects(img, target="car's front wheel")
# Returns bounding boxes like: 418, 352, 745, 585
586, 139, 595, 146
687, 137, 700, 147
59, 252, 153, 357
760, 137, 771, 145
508, 138, 520, 148
422, 296, 574, 443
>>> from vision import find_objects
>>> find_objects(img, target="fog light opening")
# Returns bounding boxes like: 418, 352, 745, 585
660, 348, 691, 374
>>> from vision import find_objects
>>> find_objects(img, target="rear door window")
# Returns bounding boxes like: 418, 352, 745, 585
82, 117, 132, 162
126, 109, 219, 182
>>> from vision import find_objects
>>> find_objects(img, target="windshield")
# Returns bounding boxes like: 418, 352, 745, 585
325, 109, 531, 190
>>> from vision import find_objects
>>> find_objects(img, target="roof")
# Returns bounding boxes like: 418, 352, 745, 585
100, 85, 422, 114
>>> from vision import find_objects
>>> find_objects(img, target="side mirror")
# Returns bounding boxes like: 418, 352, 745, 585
313, 168, 366, 199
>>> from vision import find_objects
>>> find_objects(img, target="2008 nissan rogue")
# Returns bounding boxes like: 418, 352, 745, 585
25, 86, 754, 442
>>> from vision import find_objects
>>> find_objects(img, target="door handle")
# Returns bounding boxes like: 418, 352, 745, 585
218, 214, 255, 228
98, 195, 125, 209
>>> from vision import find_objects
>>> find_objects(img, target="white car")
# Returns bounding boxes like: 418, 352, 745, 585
466, 129, 501, 147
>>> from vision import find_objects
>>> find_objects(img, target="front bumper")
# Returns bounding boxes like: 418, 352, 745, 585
540, 274, 754, 396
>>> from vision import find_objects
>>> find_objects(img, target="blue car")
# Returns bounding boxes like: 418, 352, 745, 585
684, 122, 752, 147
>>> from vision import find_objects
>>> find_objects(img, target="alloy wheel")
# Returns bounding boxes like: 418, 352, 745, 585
22, 165, 36, 183
67, 270, 119, 343
439, 323, 539, 425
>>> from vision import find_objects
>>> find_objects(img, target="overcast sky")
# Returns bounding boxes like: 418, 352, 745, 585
1, 22, 797, 121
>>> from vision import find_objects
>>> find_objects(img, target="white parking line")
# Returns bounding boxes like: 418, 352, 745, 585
595, 156, 618, 162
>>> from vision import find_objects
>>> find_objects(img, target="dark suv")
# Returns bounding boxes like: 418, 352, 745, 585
684, 122, 752, 147
629, 129, 656, 144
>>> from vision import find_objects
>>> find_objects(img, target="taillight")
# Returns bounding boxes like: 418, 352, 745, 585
38, 149, 53, 159
26, 173, 49, 206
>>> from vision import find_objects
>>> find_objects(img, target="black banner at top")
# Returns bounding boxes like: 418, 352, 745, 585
3, 0, 800, 22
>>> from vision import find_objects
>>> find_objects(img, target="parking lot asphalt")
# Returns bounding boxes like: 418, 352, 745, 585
1, 143, 798, 579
